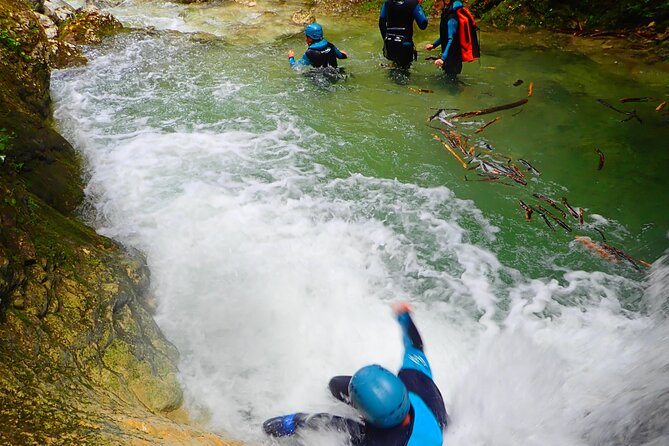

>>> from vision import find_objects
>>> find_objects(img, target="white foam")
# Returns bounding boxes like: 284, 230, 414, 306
49, 29, 668, 446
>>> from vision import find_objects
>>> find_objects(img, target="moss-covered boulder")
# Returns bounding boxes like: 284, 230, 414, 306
60, 8, 122, 45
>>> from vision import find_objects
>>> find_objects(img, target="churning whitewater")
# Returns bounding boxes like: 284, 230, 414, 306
51, 15, 668, 446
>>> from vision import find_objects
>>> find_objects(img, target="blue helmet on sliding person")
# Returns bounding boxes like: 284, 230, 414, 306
304, 22, 323, 41
348, 364, 410, 428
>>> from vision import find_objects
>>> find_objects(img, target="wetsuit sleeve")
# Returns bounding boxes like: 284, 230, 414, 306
432, 37, 441, 47
379, 3, 387, 38
398, 312, 432, 378
298, 413, 365, 445
289, 52, 311, 67
332, 44, 347, 59
413, 4, 428, 30
440, 17, 458, 61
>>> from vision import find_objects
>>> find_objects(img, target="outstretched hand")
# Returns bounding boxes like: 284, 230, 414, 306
287, 50, 295, 58
425, 43, 434, 51
392, 301, 414, 315
434, 58, 444, 67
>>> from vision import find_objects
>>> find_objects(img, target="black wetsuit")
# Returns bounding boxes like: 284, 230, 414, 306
379, 0, 428, 69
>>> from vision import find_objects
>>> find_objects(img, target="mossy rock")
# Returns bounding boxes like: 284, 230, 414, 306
60, 9, 122, 45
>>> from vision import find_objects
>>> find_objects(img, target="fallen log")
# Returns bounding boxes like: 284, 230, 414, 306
452, 98, 528, 120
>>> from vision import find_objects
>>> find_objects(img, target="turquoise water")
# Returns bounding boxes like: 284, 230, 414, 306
51, 2, 669, 445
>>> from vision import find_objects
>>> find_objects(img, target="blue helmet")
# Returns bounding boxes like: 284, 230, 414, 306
348, 365, 410, 428
304, 23, 323, 41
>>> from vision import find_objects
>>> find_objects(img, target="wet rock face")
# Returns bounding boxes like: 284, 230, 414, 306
0, 0, 51, 118
0, 1, 234, 444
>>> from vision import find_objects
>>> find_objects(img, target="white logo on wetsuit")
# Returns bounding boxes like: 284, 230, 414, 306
409, 353, 427, 368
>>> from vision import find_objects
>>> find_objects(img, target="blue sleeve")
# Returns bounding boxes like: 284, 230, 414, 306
440, 17, 458, 61
379, 3, 387, 38
289, 52, 311, 67
414, 4, 428, 29
432, 37, 441, 47
332, 44, 347, 59
398, 313, 432, 378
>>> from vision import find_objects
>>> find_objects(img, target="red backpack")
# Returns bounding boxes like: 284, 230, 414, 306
456, 7, 480, 62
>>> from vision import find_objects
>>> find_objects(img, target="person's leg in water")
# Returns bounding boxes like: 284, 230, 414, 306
384, 40, 415, 84
444, 53, 463, 82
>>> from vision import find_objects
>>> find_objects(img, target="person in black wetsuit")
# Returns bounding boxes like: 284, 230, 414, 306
379, 0, 428, 70
425, 0, 464, 80
288, 23, 348, 68
262, 302, 447, 446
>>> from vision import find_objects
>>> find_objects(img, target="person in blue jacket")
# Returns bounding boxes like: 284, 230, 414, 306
425, 0, 463, 80
262, 302, 448, 446
379, 0, 429, 69
288, 23, 348, 68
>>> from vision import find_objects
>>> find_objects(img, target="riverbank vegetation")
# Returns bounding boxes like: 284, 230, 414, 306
341, 0, 668, 60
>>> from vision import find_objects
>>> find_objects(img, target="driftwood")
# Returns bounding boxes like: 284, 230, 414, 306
409, 87, 434, 94
474, 116, 502, 134
432, 134, 468, 169
561, 197, 580, 220
656, 101, 667, 112
519, 200, 533, 221
596, 148, 605, 170
518, 158, 541, 176
533, 195, 567, 219
620, 97, 654, 103
452, 98, 528, 120
596, 99, 642, 123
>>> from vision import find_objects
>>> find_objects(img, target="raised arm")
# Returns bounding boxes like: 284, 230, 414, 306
393, 302, 432, 378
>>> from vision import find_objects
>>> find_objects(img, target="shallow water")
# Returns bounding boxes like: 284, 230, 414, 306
51, 1, 669, 445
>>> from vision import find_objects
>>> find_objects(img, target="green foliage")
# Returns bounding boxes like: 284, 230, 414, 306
0, 26, 31, 61
0, 128, 22, 172
468, 0, 669, 29
359, 0, 384, 13
0, 128, 13, 163
0, 27, 20, 51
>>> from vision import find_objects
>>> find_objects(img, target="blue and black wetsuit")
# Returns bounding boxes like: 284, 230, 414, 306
289, 39, 347, 68
265, 313, 447, 445
379, 0, 428, 68
431, 1, 463, 79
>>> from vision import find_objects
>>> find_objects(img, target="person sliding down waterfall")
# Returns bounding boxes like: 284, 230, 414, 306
288, 23, 348, 69
262, 302, 448, 445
